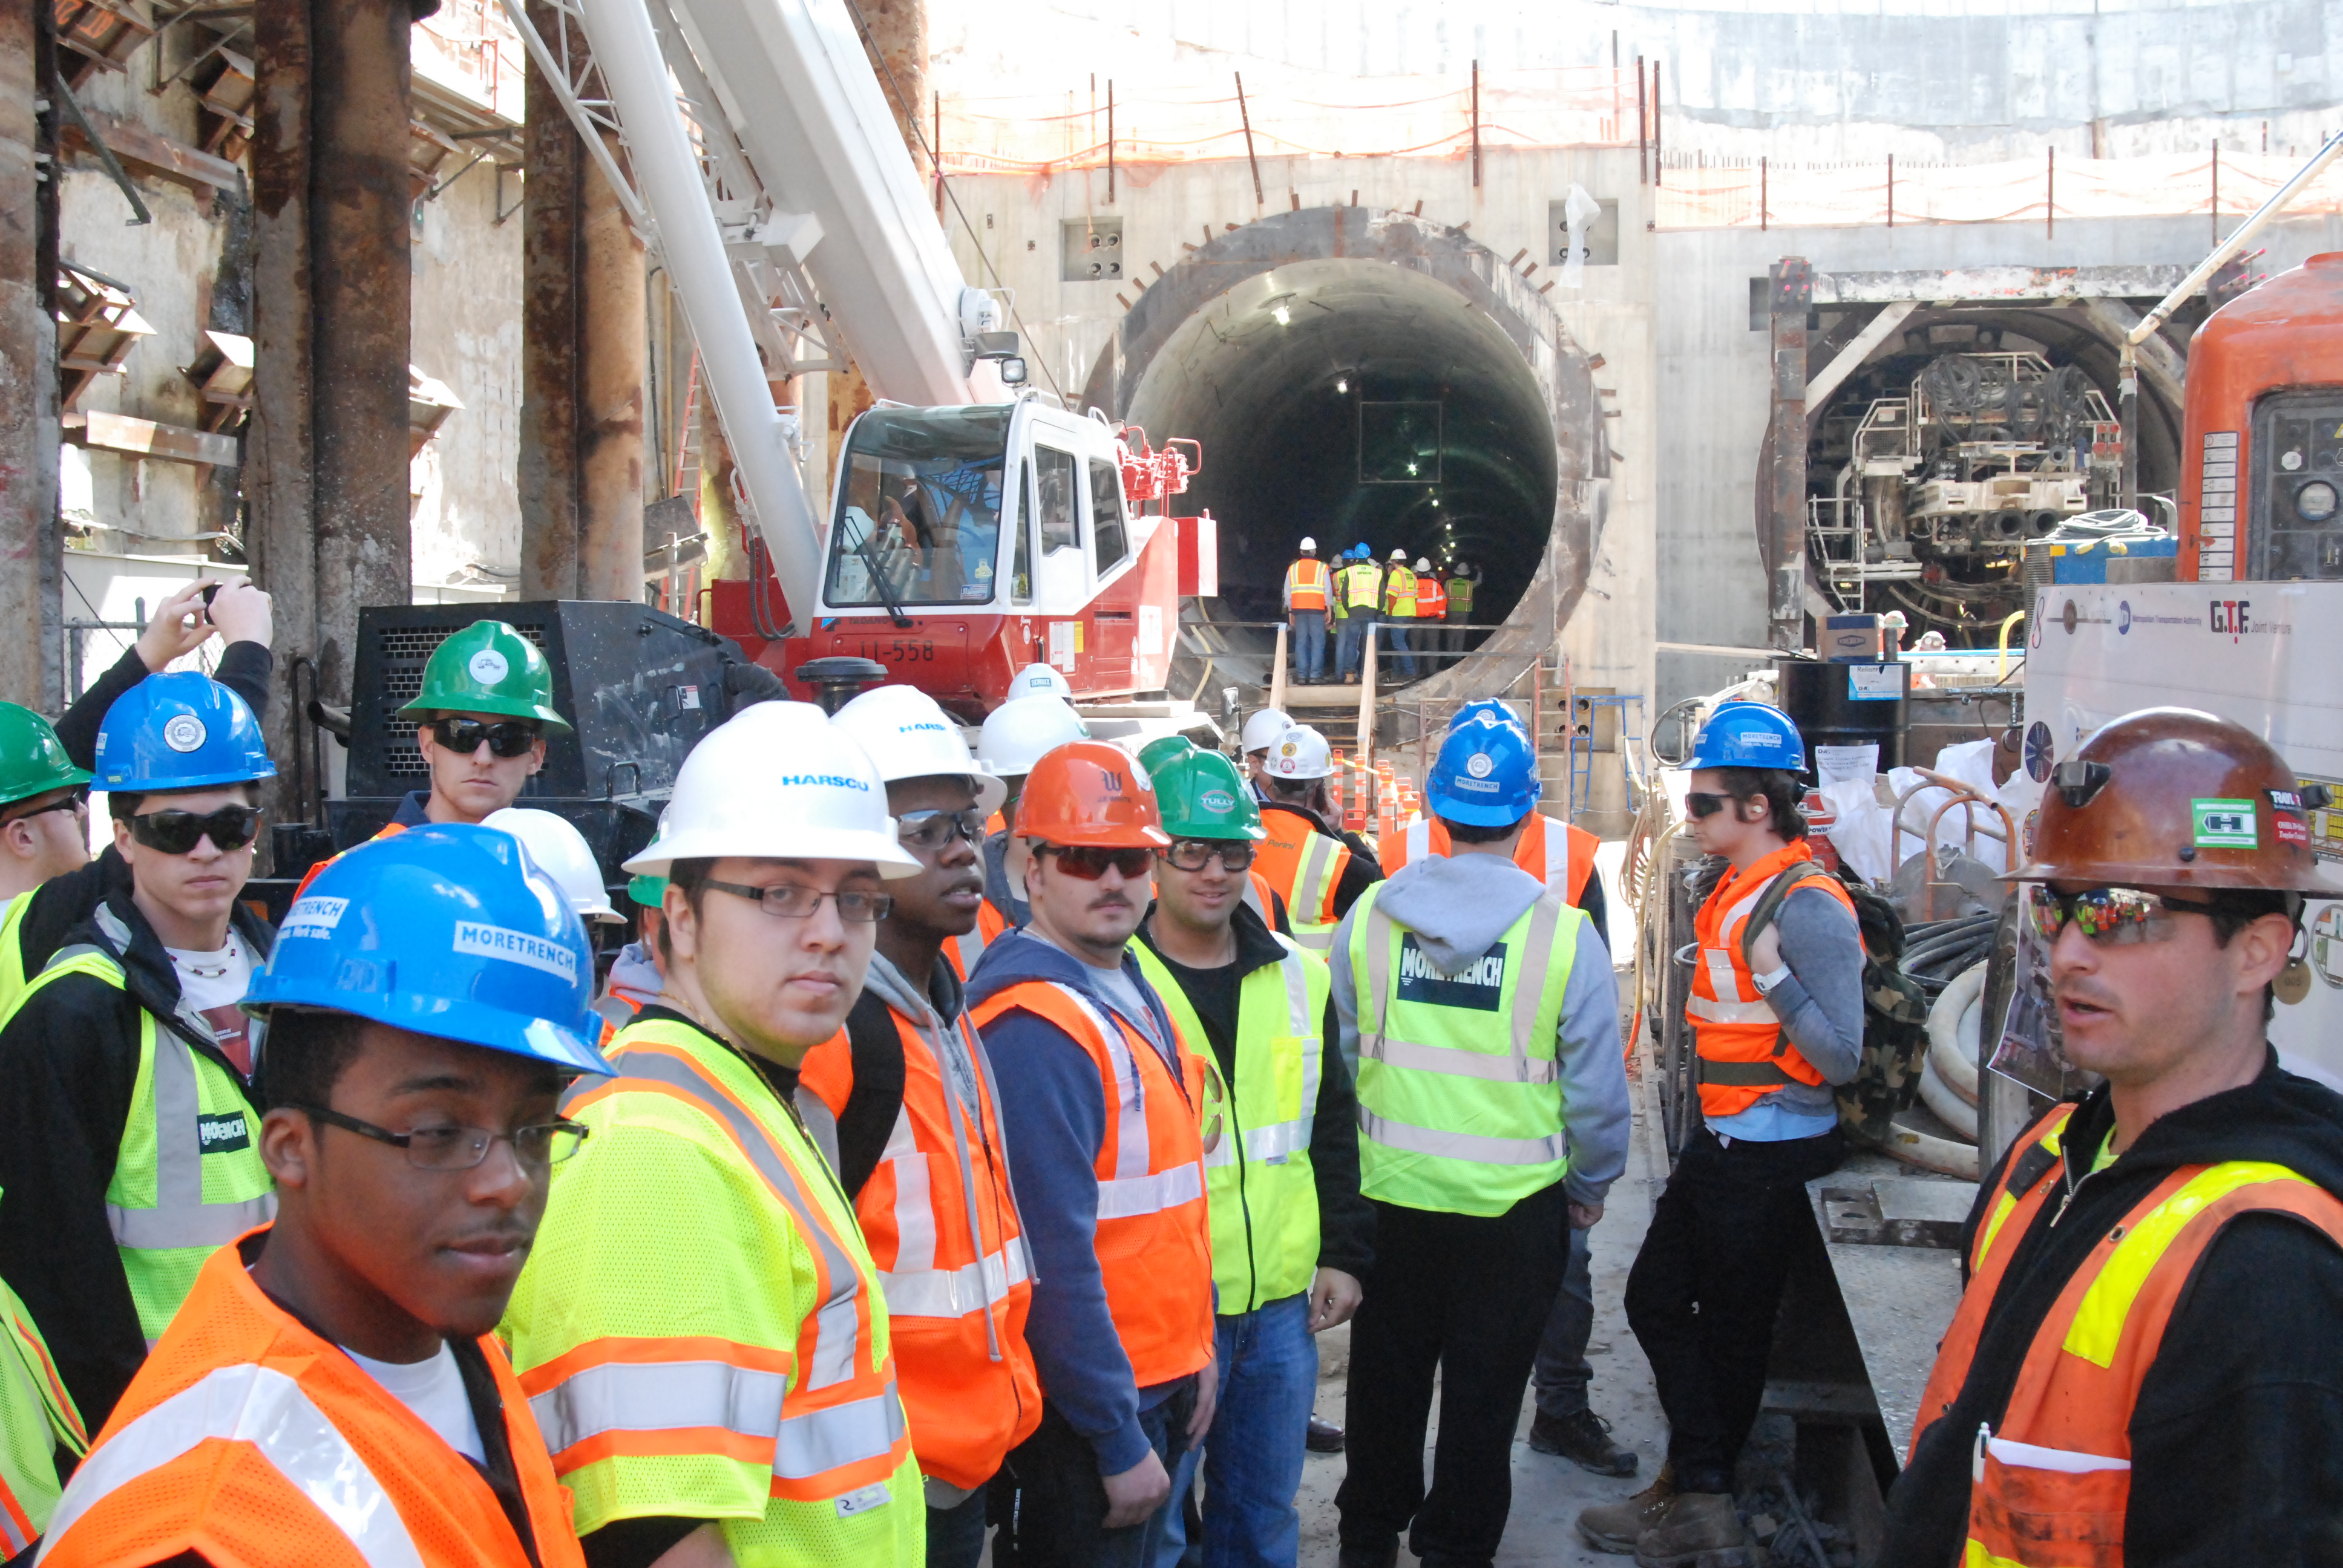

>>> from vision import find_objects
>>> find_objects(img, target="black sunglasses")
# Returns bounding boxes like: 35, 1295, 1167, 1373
131, 803, 263, 855
1040, 844, 1156, 881
1159, 839, 1257, 873
1, 788, 87, 828
1683, 791, 1747, 820
896, 807, 988, 852
427, 716, 542, 759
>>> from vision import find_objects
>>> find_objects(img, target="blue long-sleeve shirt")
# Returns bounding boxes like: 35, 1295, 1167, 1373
967, 929, 1196, 1476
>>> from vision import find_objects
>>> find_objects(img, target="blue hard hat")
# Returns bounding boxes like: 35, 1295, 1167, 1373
1683, 701, 1806, 773
1426, 708, 1541, 826
95, 671, 277, 794
1447, 699, 1522, 731
245, 824, 612, 1077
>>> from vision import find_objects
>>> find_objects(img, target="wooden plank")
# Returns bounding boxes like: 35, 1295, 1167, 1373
74, 410, 240, 466
59, 105, 241, 192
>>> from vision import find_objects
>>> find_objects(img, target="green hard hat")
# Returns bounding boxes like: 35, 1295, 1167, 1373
1152, 748, 1266, 841
1138, 735, 1197, 777
0, 701, 92, 809
399, 620, 571, 732
629, 872, 669, 908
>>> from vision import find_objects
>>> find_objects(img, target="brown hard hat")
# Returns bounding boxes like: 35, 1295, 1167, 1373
2010, 707, 2343, 894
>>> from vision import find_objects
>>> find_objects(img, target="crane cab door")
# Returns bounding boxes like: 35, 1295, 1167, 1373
1012, 406, 1147, 696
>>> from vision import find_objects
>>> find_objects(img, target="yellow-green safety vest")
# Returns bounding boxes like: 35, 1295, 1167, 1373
1340, 563, 1382, 612
25, 943, 275, 1343
502, 1016, 922, 1568
1383, 568, 1417, 618
0, 1192, 85, 1555
1345, 881, 1583, 1215
0, 895, 34, 1025
1132, 937, 1331, 1312
1446, 576, 1473, 618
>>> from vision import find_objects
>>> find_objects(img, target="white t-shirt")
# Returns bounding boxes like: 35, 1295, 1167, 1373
167, 931, 257, 1074
344, 1341, 487, 1463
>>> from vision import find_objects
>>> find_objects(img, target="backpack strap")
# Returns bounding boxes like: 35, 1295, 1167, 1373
1737, 868, 1842, 973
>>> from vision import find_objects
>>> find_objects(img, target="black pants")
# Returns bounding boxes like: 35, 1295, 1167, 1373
1337, 1183, 1568, 1566
994, 1387, 1196, 1568
1624, 1125, 1844, 1495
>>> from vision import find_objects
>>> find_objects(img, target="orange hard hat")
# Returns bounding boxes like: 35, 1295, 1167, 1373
1013, 740, 1172, 848
2010, 707, 2343, 895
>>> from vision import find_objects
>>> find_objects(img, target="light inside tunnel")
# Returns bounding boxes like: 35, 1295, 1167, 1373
1122, 259, 1558, 632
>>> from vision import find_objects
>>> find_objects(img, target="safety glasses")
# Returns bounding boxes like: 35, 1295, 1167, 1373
1039, 844, 1155, 881
427, 716, 542, 759
1683, 791, 1742, 820
896, 807, 988, 853
1197, 1056, 1227, 1155
0, 789, 86, 828
2025, 884, 2220, 947
130, 803, 262, 855
705, 879, 893, 922
1159, 839, 1257, 874
290, 1103, 589, 1171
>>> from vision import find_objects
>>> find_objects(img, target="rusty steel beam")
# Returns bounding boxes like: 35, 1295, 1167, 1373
519, 13, 582, 599
0, 0, 61, 710
1766, 257, 1813, 651
577, 126, 645, 601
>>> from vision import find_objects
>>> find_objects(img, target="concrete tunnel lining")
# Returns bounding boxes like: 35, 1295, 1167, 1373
1081, 207, 1609, 704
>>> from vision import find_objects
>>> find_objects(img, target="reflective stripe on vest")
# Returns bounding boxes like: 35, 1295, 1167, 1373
1346, 881, 1579, 1214
1415, 578, 1446, 619
1286, 560, 1329, 610
30, 948, 275, 1344
968, 976, 1214, 1387
1132, 935, 1329, 1310
1383, 569, 1417, 616
0, 896, 32, 1024
1446, 577, 1473, 615
0, 1272, 80, 1553
1340, 564, 1381, 610
1688, 844, 1854, 1119
1384, 815, 1598, 910
1257, 814, 1347, 951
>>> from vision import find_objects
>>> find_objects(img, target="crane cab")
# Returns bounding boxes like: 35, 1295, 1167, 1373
715, 396, 1203, 718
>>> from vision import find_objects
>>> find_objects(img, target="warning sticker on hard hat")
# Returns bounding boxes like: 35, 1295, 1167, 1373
468, 648, 511, 686
454, 920, 578, 984
163, 714, 208, 753
281, 896, 349, 941
2191, 798, 2258, 848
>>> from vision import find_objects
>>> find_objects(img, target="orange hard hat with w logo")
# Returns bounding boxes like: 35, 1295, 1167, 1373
1014, 740, 1172, 848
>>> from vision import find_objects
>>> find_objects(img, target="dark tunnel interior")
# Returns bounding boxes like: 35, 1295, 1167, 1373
1123, 260, 1559, 633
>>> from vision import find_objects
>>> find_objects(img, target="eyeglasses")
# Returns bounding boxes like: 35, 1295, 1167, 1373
2026, 884, 2221, 947
1683, 792, 1743, 820
1159, 839, 1257, 874
1038, 844, 1155, 881
896, 807, 988, 852
427, 717, 542, 759
1, 789, 87, 828
704, 878, 893, 921
131, 803, 262, 855
290, 1102, 589, 1171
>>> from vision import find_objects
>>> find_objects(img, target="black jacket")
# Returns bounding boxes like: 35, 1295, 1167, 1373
1135, 902, 1374, 1286
1260, 800, 1383, 923
1882, 1053, 2343, 1567
0, 890, 274, 1433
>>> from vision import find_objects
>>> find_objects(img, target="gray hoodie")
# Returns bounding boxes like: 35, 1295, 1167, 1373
1329, 851, 1631, 1209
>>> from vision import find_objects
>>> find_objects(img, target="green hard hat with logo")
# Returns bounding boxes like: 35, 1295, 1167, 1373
0, 701, 92, 809
399, 620, 571, 731
1152, 747, 1266, 841
1138, 735, 1198, 776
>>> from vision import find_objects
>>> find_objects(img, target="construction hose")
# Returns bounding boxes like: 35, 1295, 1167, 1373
1874, 1114, 1982, 1180
1920, 1056, 1980, 1141
1928, 962, 1988, 1106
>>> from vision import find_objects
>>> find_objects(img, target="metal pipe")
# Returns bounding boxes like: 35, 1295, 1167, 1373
1237, 72, 1263, 208
1470, 60, 1480, 188
2127, 128, 2343, 347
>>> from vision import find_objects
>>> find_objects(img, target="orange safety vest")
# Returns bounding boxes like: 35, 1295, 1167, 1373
798, 995, 1041, 1492
1253, 806, 1352, 950
1415, 576, 1447, 620
968, 979, 1214, 1388
1911, 1102, 2343, 1566
1378, 813, 1597, 909
291, 819, 409, 903
1285, 559, 1329, 611
1688, 841, 1856, 1119
40, 1231, 583, 1568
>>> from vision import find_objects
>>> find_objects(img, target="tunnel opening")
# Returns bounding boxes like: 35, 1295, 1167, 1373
1122, 259, 1558, 637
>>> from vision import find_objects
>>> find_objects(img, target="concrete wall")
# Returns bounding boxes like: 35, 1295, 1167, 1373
410, 156, 525, 589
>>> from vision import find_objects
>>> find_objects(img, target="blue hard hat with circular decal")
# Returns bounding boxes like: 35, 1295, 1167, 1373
95, 671, 278, 794
1426, 708, 1541, 826
1446, 698, 1522, 731
244, 824, 612, 1077
1683, 701, 1806, 773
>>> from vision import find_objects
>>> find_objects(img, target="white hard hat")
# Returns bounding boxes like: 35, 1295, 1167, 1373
977, 693, 1090, 778
834, 683, 1006, 817
1298, 536, 1317, 553
1239, 707, 1293, 754
623, 702, 919, 878
1261, 724, 1335, 781
1008, 662, 1074, 701
483, 808, 623, 924
1415, 557, 1432, 572
1389, 549, 1407, 563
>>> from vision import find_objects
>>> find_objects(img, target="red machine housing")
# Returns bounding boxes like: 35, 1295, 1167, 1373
2179, 252, 2343, 583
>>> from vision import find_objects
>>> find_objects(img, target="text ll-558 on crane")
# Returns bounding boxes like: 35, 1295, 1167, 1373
505, 0, 1214, 719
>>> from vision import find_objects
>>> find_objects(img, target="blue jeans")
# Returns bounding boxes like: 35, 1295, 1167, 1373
1530, 1224, 1596, 1419
929, 1486, 993, 1568
1289, 613, 1327, 683
1156, 1295, 1316, 1568
1383, 625, 1415, 679
1335, 612, 1375, 679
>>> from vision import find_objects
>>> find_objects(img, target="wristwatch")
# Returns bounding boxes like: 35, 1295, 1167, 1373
1752, 964, 1792, 996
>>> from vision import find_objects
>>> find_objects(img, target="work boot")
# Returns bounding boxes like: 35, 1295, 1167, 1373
1529, 1408, 1639, 1477
1577, 1469, 1677, 1555
1306, 1415, 1346, 1453
1631, 1492, 1752, 1568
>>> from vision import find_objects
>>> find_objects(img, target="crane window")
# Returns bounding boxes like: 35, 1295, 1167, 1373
1011, 459, 1034, 604
1036, 446, 1080, 555
1088, 457, 1129, 570
827, 407, 1010, 607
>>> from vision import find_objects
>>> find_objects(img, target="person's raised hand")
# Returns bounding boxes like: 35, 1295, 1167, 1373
1100, 1448, 1171, 1529
204, 581, 274, 648
1308, 1266, 1362, 1331
135, 579, 220, 671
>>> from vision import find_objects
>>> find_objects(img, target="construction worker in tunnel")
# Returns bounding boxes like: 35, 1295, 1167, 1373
1335, 547, 1383, 685
810, 682, 1041, 1568
1380, 551, 1418, 681
1443, 564, 1475, 658
1409, 560, 1445, 675
1282, 539, 1332, 685
502, 700, 928, 1568
1332, 710, 1630, 1568
1581, 702, 1864, 1567
34, 824, 612, 1568
1881, 708, 2343, 1566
